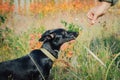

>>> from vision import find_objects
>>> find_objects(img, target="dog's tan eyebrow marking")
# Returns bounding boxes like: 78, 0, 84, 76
49, 34, 54, 38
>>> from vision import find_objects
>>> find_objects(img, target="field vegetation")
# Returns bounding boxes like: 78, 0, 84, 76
0, 0, 120, 80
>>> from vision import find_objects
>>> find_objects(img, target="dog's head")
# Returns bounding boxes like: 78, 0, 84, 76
39, 28, 78, 47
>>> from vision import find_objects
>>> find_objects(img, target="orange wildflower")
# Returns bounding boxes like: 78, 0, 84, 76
0, 2, 14, 14
66, 51, 73, 58
36, 42, 43, 48
37, 34, 42, 39
29, 1, 94, 15
60, 42, 69, 51
29, 33, 43, 50
60, 40, 76, 58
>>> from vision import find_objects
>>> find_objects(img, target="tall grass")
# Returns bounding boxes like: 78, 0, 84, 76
0, 26, 45, 61
51, 16, 120, 80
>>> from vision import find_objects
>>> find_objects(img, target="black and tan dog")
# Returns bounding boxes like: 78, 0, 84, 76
0, 28, 78, 80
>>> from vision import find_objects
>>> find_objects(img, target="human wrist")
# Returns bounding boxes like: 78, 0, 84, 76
100, 2, 111, 10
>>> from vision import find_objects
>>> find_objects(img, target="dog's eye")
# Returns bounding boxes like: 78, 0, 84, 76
62, 31, 67, 35
62, 32, 67, 38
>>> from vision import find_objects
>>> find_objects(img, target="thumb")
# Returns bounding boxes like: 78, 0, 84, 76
92, 14, 98, 24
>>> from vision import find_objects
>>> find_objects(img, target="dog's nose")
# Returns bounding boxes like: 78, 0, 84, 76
74, 32, 79, 37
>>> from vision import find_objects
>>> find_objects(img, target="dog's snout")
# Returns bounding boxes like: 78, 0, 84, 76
70, 32, 79, 38
67, 31, 79, 40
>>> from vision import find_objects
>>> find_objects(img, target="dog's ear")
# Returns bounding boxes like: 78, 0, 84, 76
39, 30, 55, 42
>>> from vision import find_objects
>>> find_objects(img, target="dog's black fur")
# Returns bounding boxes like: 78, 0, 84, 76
0, 28, 78, 80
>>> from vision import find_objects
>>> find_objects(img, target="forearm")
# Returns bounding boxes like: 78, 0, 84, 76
99, 0, 118, 6
99, 1, 111, 10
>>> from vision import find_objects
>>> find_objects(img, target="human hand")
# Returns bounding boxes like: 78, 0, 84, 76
87, 2, 111, 25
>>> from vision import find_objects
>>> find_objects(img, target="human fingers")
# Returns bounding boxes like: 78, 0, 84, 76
91, 14, 98, 24
87, 10, 94, 20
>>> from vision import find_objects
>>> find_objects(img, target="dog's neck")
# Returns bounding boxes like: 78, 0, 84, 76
41, 42, 60, 59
